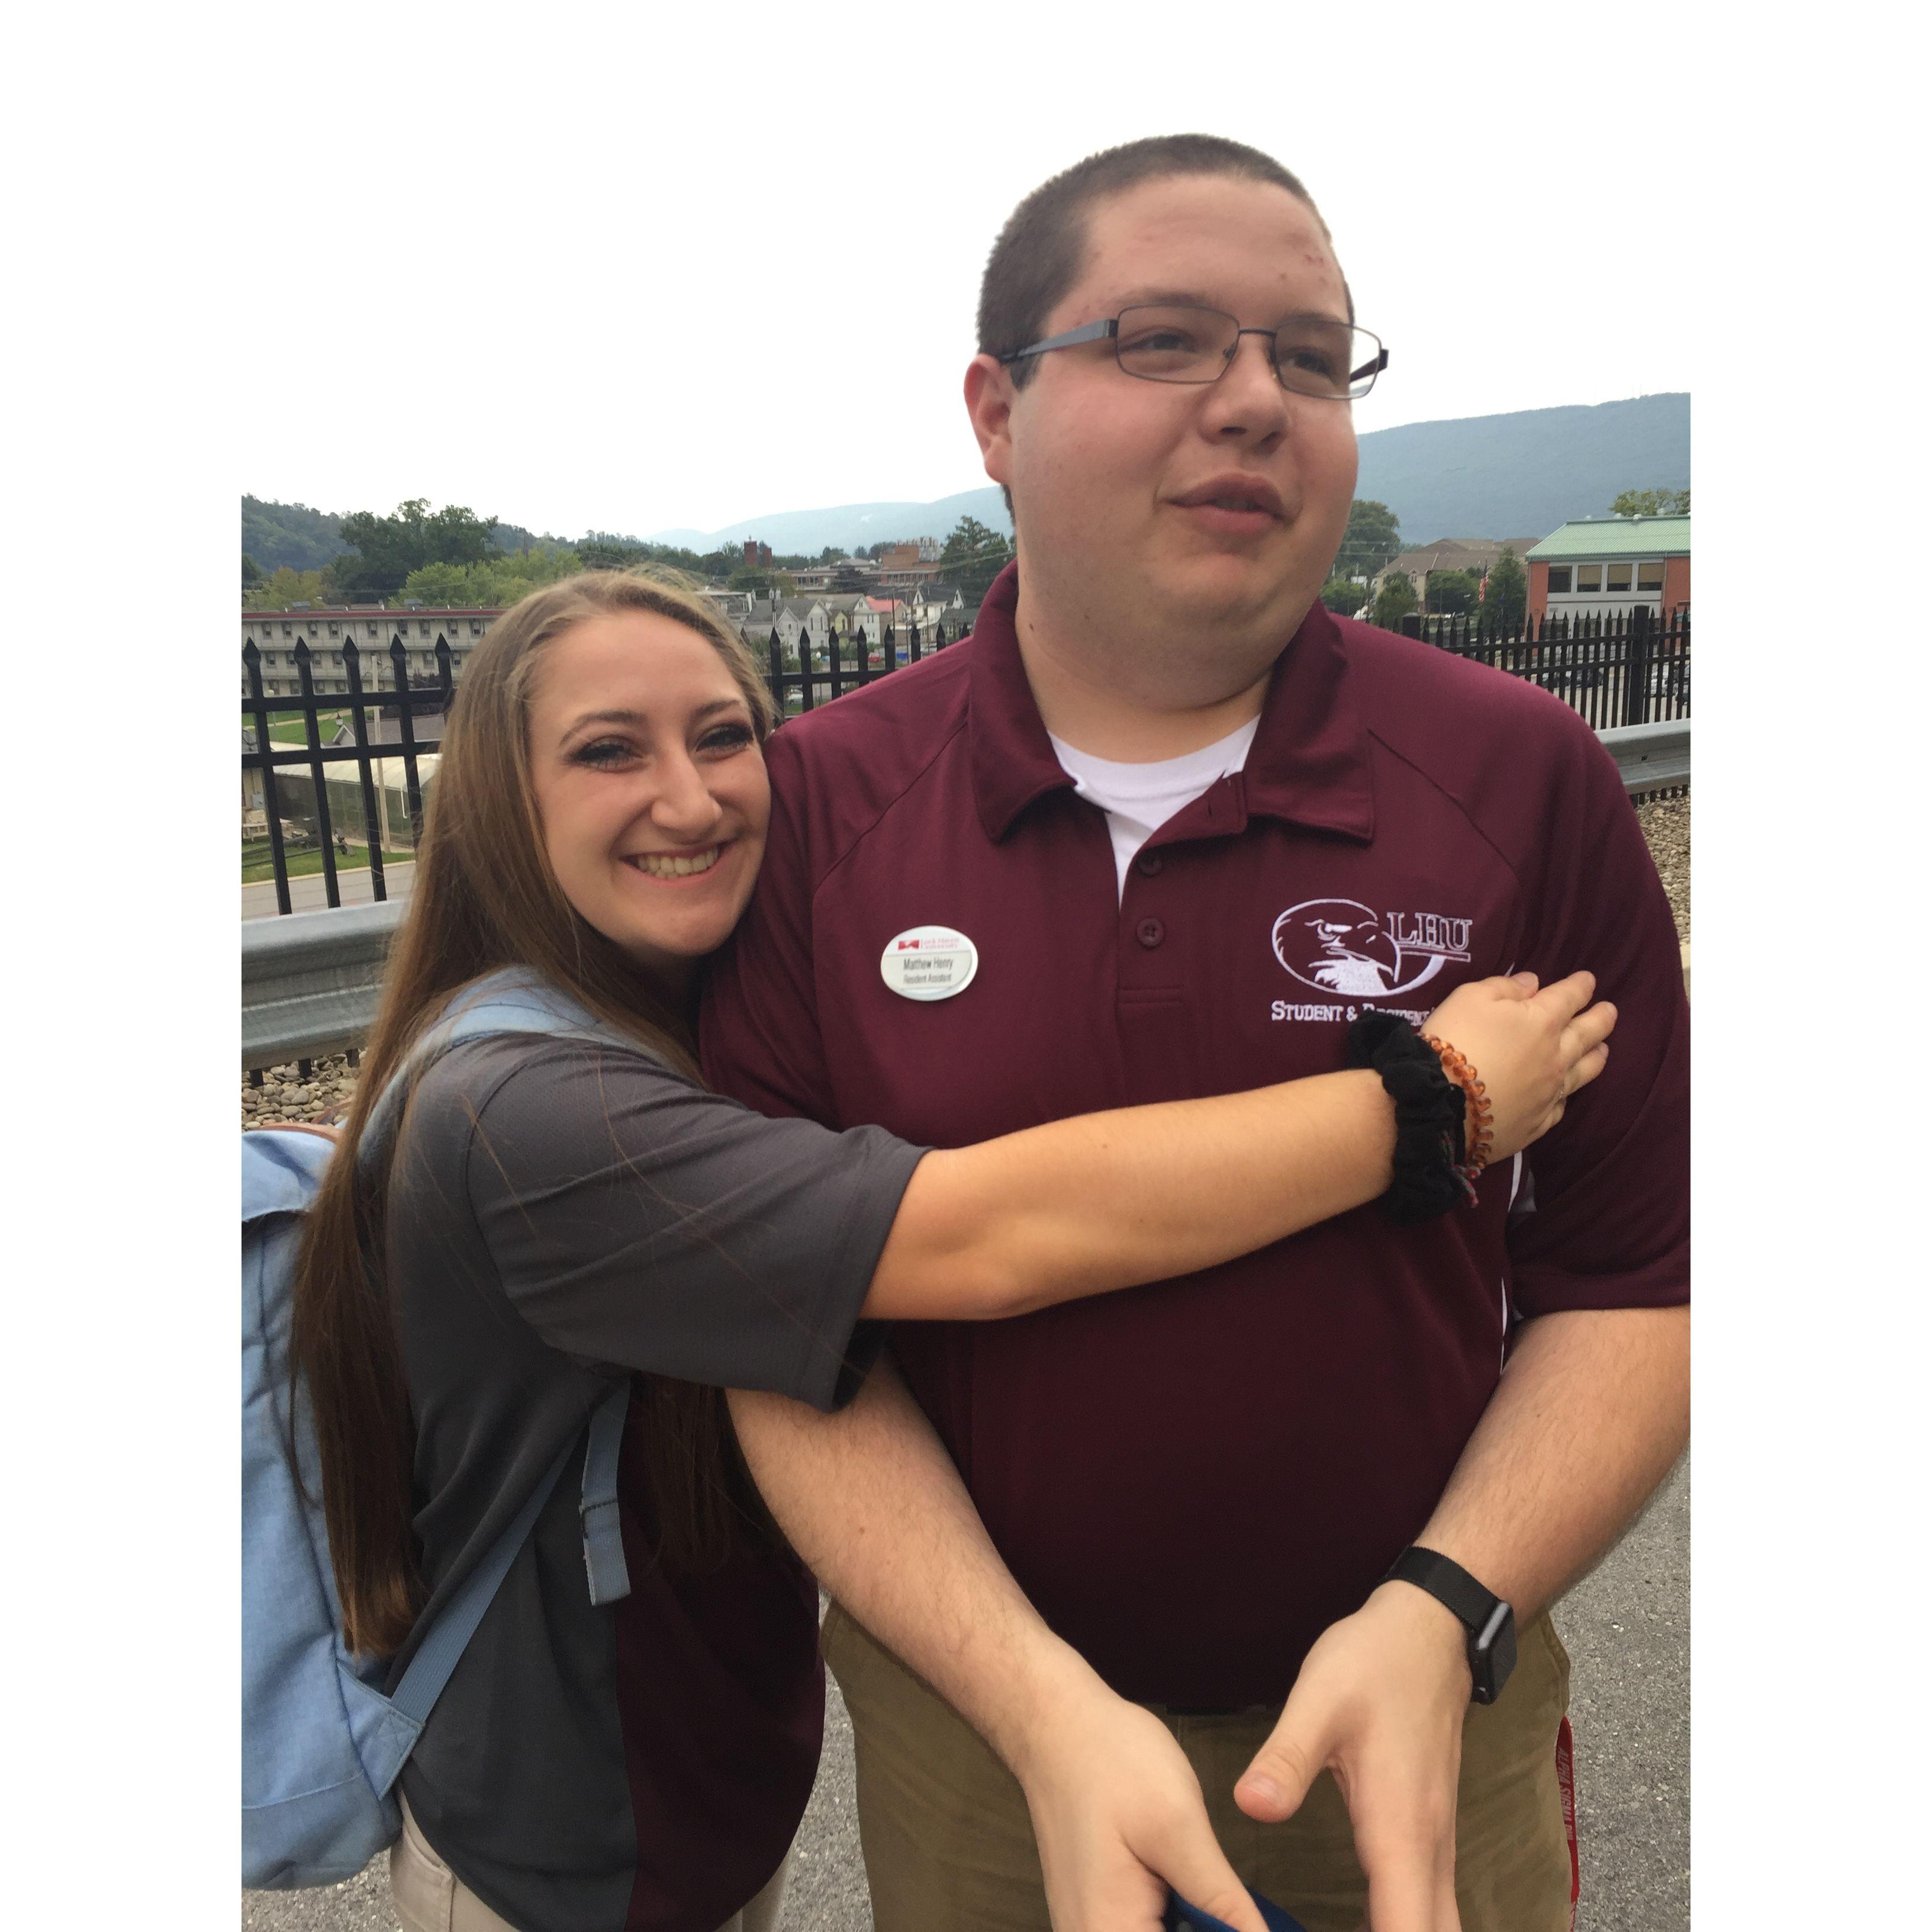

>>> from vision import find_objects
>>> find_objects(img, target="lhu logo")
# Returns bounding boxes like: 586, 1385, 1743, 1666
1271, 898, 1473, 997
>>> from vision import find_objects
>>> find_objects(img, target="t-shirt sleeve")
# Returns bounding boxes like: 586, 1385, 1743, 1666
1504, 720, 1689, 1315
700, 730, 842, 1126
439, 1036, 923, 1411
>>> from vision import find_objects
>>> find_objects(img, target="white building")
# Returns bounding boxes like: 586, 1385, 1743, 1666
242, 606, 500, 697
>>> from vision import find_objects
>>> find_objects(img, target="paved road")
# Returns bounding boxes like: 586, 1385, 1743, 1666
244, 1457, 1688, 1932
243, 862, 417, 921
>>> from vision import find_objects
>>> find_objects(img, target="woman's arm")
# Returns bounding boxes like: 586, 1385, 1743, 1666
864, 970, 1612, 1320
726, 1360, 1273, 1932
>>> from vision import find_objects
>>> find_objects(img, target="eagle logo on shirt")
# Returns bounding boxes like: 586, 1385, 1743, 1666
1271, 899, 1473, 998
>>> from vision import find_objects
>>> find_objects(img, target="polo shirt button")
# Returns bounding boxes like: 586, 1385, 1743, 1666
1136, 851, 1164, 877
1136, 917, 1165, 948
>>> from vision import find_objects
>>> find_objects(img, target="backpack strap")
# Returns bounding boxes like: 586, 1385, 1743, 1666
386, 1380, 633, 1737
579, 1382, 632, 1606
359, 968, 652, 1173
362, 971, 640, 1696
387, 1429, 578, 1735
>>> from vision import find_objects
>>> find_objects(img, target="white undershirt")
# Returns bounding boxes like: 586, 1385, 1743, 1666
1047, 717, 1261, 900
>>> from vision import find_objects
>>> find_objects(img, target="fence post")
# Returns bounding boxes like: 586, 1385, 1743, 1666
243, 640, 294, 916
765, 626, 785, 720
788, 624, 812, 713
295, 639, 343, 909
1624, 606, 1652, 726
389, 637, 430, 844
1400, 611, 1422, 640
342, 642, 388, 903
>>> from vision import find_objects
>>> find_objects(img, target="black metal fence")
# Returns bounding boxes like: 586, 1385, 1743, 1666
1399, 606, 1690, 732
756, 617, 965, 716
243, 633, 456, 918
242, 606, 1686, 917
239, 621, 969, 919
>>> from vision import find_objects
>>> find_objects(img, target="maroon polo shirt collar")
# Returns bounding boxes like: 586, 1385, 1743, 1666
967, 563, 1377, 846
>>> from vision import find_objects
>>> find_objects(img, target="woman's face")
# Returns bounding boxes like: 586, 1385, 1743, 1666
526, 609, 769, 978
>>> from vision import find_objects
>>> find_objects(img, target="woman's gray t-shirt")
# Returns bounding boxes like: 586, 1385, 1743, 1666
382, 1031, 925, 1932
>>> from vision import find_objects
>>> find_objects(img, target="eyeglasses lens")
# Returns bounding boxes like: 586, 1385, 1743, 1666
1114, 306, 1235, 382
1113, 305, 1382, 400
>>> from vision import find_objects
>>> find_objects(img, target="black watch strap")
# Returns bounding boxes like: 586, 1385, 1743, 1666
1383, 1546, 1516, 1705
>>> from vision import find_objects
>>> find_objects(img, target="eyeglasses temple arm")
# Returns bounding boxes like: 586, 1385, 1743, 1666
998, 318, 1120, 363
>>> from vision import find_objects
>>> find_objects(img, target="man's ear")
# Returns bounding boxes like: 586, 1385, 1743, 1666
964, 353, 1016, 489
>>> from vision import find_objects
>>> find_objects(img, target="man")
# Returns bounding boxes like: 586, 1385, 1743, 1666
707, 135, 1689, 1932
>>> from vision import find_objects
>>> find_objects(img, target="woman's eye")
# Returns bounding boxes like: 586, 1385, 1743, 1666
698, 723, 755, 755
571, 738, 636, 768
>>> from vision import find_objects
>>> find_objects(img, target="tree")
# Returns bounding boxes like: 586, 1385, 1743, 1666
1333, 499, 1403, 581
244, 564, 331, 611
1424, 568, 1481, 616
578, 537, 646, 571
939, 514, 1013, 607
333, 498, 501, 603
1318, 576, 1364, 616
1608, 487, 1690, 517
242, 552, 264, 589
1372, 571, 1417, 629
728, 566, 796, 596
1478, 546, 1527, 633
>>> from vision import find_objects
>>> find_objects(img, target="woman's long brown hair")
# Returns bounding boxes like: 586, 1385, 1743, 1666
287, 570, 777, 1657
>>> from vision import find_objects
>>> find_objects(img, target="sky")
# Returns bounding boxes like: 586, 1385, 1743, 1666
237, 4, 1694, 542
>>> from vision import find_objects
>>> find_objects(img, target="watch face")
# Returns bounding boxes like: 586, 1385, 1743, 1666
1473, 1607, 1517, 1704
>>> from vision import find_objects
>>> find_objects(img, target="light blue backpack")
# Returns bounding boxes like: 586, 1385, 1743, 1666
243, 971, 641, 1889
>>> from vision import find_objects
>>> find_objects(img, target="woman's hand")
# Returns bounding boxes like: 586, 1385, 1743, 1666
1419, 971, 1615, 1161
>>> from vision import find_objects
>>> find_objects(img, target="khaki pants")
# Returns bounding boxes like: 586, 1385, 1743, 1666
389, 1793, 793, 1932
824, 1602, 1575, 1932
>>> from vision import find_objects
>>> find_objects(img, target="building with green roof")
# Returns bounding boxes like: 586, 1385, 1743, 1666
1527, 516, 1689, 622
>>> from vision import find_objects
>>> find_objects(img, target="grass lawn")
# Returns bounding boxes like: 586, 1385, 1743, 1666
263, 709, 349, 745
242, 839, 414, 884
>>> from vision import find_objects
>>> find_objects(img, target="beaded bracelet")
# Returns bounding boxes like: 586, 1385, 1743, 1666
1425, 1034, 1495, 1205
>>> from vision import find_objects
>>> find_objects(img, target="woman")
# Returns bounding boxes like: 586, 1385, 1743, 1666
291, 570, 1613, 1932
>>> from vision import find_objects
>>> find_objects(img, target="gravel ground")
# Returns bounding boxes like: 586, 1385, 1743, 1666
1635, 793, 1690, 943
244, 797, 1691, 1928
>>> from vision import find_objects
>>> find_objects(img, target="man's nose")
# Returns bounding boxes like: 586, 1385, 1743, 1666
1200, 331, 1292, 443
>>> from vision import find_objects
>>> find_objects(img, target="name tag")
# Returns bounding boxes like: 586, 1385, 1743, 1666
880, 925, 980, 1003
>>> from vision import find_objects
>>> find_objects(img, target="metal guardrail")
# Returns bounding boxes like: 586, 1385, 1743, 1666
1600, 719, 1690, 794
243, 899, 405, 1072
242, 722, 1690, 1071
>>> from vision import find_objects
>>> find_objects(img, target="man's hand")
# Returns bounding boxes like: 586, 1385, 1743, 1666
1234, 1583, 1473, 1932
1012, 1671, 1269, 1932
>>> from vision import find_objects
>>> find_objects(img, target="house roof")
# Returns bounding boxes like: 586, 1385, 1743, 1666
1386, 539, 1545, 575
1528, 516, 1690, 561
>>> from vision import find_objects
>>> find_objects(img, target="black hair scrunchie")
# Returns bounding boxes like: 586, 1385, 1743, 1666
1345, 1009, 1467, 1227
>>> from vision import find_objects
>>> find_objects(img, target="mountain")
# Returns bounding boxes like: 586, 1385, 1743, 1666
245, 392, 1689, 575
648, 393, 1689, 555
242, 496, 351, 572
650, 487, 1013, 556
1355, 393, 1688, 544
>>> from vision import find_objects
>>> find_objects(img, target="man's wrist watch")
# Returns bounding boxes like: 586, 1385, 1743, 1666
1383, 1547, 1517, 1705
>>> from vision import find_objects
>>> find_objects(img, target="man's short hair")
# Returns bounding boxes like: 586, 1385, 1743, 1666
977, 134, 1345, 388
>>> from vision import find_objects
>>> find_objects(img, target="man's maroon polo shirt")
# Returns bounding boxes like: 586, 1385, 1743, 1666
701, 565, 1689, 1708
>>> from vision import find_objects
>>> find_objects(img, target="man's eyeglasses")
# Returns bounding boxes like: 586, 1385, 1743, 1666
999, 304, 1389, 402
